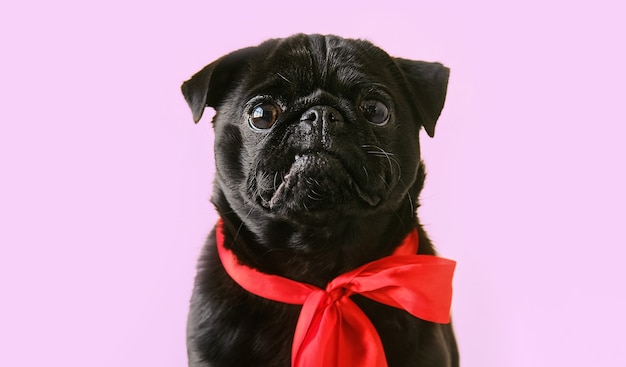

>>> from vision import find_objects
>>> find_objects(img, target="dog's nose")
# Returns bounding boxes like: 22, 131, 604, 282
300, 106, 344, 125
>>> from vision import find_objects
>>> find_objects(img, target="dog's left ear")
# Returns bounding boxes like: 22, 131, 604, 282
394, 59, 450, 138
181, 47, 257, 123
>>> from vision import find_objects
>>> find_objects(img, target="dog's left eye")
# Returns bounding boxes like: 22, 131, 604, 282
360, 100, 390, 126
249, 103, 281, 130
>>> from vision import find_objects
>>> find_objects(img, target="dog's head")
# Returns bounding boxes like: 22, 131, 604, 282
182, 34, 449, 226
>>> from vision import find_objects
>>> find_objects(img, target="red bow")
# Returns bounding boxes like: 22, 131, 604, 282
216, 220, 456, 367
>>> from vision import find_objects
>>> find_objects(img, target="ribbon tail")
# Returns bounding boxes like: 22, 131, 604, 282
335, 298, 388, 367
292, 293, 387, 367
292, 291, 329, 367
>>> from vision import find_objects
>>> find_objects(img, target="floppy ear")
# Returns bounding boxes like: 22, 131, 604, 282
394, 58, 450, 138
181, 47, 257, 123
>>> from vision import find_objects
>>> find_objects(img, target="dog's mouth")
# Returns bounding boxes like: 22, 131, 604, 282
255, 151, 382, 216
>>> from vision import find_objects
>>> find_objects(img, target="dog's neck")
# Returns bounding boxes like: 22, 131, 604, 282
211, 171, 435, 288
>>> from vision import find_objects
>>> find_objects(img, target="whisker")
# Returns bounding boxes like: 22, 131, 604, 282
232, 206, 255, 244
362, 144, 402, 179
398, 177, 415, 215
277, 72, 291, 83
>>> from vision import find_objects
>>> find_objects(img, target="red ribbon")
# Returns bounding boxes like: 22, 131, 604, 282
216, 220, 456, 367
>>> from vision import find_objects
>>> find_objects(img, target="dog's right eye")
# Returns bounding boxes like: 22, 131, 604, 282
249, 103, 281, 130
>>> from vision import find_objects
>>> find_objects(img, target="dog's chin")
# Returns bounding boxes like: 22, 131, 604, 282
255, 152, 381, 222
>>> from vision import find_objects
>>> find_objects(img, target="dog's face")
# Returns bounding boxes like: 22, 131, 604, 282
182, 34, 449, 226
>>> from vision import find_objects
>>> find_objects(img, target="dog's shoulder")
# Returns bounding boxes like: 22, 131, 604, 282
187, 230, 299, 366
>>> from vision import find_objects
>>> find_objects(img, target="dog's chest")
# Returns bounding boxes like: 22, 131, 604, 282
187, 240, 454, 367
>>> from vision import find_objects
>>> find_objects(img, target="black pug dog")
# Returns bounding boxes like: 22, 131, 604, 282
181, 34, 458, 367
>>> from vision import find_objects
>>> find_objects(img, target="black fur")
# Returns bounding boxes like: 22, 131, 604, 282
182, 34, 458, 367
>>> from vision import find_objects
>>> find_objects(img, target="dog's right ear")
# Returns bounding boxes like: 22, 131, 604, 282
181, 47, 256, 123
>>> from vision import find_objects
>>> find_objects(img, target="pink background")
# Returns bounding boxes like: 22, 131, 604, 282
1, 1, 625, 366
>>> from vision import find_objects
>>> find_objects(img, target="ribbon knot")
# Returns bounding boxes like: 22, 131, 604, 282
324, 287, 350, 306
215, 220, 456, 367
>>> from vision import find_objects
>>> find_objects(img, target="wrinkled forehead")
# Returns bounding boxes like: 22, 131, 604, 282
242, 35, 398, 98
